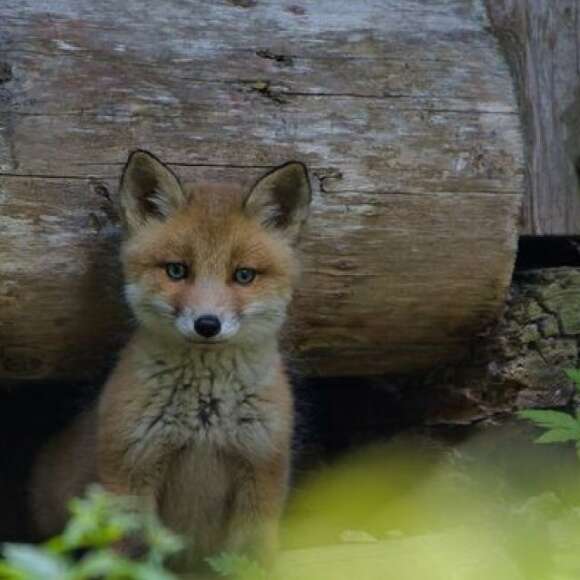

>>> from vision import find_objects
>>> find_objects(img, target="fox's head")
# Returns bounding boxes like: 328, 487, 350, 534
118, 150, 311, 348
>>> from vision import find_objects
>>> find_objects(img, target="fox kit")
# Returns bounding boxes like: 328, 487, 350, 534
30, 151, 311, 572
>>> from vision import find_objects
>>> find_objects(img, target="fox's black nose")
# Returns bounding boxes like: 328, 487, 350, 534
194, 315, 221, 338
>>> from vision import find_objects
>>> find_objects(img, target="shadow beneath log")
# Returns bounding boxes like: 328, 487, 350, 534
516, 236, 580, 271
0, 381, 99, 541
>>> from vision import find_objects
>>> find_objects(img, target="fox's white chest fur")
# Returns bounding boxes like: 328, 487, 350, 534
124, 344, 282, 477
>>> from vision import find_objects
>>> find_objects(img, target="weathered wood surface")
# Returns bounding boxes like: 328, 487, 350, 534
407, 267, 580, 425
487, 0, 580, 235
0, 0, 524, 380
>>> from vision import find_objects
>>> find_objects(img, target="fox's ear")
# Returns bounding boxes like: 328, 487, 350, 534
119, 150, 187, 232
244, 161, 311, 240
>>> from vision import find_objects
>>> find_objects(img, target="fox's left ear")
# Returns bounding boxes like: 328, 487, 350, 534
244, 161, 312, 240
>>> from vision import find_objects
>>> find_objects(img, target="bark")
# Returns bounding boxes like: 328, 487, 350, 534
487, 0, 580, 235
419, 267, 580, 425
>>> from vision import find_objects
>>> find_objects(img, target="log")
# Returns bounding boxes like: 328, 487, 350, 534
487, 0, 580, 235
0, 0, 524, 381
411, 267, 580, 425
285, 267, 580, 437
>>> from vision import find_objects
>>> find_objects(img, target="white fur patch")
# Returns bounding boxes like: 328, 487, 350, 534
175, 307, 196, 338
124, 282, 142, 306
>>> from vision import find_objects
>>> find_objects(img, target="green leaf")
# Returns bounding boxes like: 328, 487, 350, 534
535, 429, 580, 444
73, 550, 178, 579
2, 544, 70, 580
207, 552, 239, 576
144, 524, 183, 564
61, 487, 147, 552
73, 550, 139, 579
518, 410, 580, 432
565, 368, 580, 389
0, 561, 27, 580
132, 563, 179, 580
43, 536, 67, 555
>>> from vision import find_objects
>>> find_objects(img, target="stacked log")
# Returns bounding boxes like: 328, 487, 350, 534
0, 0, 524, 381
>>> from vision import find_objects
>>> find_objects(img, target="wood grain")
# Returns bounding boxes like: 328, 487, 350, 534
487, 0, 580, 235
0, 0, 524, 380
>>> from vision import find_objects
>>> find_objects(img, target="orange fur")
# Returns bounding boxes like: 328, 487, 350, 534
29, 152, 311, 573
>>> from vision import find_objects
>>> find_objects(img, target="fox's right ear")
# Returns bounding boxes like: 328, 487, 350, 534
119, 150, 187, 233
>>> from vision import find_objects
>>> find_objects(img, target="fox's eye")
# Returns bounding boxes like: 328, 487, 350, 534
234, 267, 256, 285
165, 262, 188, 281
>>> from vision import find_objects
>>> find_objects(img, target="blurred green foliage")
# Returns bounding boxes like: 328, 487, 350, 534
207, 553, 267, 580
0, 487, 182, 580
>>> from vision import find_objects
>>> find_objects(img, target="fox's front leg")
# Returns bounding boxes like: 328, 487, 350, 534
98, 435, 163, 558
225, 454, 290, 568
97, 380, 172, 518
99, 472, 159, 559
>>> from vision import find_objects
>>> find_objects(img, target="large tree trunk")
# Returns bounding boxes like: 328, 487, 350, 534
487, 0, 580, 235
0, 0, 524, 381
